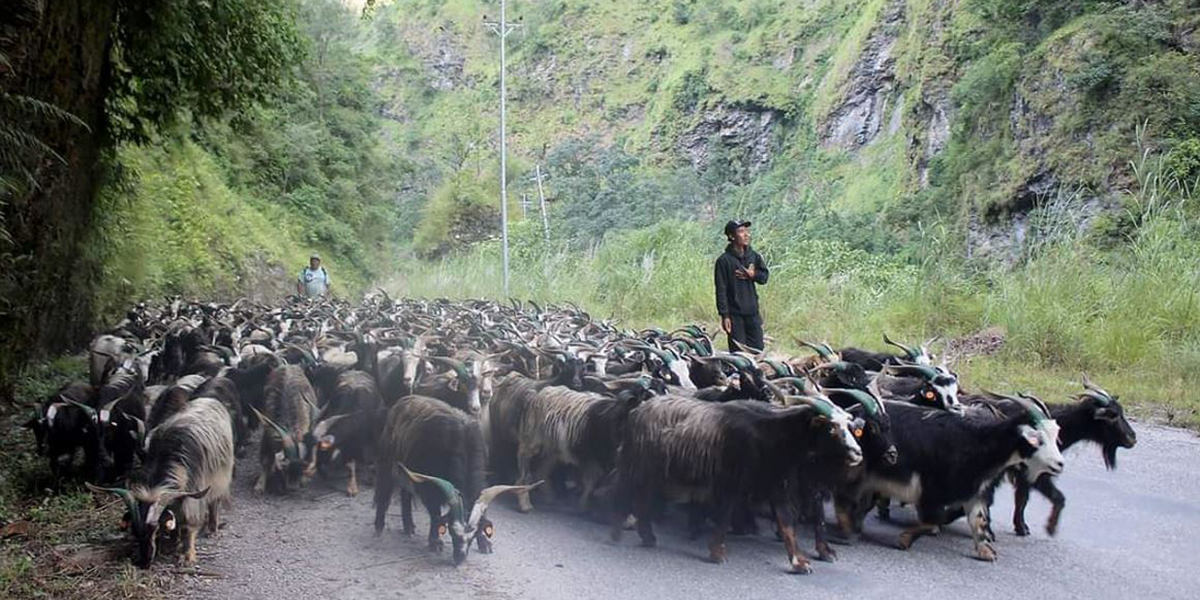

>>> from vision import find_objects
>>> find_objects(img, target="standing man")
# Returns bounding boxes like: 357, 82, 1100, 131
297, 253, 331, 298
714, 220, 769, 352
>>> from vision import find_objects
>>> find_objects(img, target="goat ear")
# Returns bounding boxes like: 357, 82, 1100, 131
448, 377, 460, 392
1018, 424, 1042, 448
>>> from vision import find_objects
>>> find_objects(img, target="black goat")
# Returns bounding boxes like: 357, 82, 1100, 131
309, 370, 383, 496
23, 382, 97, 480
252, 364, 315, 494
835, 396, 1065, 561
968, 378, 1136, 537
610, 395, 864, 573
374, 395, 536, 564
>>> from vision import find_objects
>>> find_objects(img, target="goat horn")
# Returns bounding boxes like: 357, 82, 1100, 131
825, 387, 886, 418
398, 463, 465, 525
63, 398, 97, 419
85, 483, 138, 521
788, 394, 838, 418
883, 334, 921, 360
797, 339, 836, 360
467, 481, 544, 531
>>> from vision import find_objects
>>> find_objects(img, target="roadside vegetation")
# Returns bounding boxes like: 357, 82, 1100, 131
390, 147, 1200, 427
0, 357, 174, 600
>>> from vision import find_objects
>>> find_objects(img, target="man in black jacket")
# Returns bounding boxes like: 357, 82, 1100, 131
714, 219, 769, 352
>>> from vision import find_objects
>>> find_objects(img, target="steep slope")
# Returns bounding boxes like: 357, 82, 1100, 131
364, 0, 1199, 260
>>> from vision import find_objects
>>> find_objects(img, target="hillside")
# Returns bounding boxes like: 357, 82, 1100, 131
365, 0, 1198, 259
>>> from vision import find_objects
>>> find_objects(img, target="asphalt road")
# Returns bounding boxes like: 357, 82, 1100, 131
185, 421, 1200, 600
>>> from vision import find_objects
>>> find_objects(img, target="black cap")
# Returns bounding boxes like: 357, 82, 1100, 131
723, 219, 752, 237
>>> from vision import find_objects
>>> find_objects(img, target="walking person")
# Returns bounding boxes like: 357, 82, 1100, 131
714, 220, 769, 352
297, 253, 332, 298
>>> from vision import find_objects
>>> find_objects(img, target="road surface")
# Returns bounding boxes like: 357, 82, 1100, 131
184, 421, 1200, 600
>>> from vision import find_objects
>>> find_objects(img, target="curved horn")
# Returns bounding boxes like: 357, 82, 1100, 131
986, 390, 1048, 425
883, 334, 921, 360
249, 406, 297, 456
798, 340, 836, 360
1080, 374, 1113, 404
788, 395, 838, 418
467, 481, 544, 531
63, 398, 98, 419
398, 463, 464, 525
426, 356, 473, 381
85, 483, 138, 520
825, 388, 885, 418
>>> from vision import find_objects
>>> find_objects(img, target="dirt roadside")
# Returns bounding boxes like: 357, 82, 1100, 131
182, 448, 511, 600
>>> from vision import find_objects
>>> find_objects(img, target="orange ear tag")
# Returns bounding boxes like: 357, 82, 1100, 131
924, 390, 936, 400
437, 523, 447, 536
484, 524, 495, 538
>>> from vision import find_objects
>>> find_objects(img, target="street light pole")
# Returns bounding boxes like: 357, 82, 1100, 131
485, 1, 521, 298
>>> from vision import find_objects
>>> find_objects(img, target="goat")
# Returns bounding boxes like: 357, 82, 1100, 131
413, 356, 481, 414
837, 334, 935, 371
374, 395, 537, 564
194, 375, 247, 457
86, 397, 233, 567
512, 383, 647, 512
309, 370, 383, 496
252, 364, 315, 494
835, 395, 1064, 561
870, 363, 963, 413
610, 395, 863, 573
968, 378, 1136, 537
23, 382, 97, 480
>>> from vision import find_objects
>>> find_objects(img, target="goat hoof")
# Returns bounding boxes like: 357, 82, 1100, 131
975, 543, 997, 562
790, 557, 813, 574
897, 534, 913, 550
1013, 523, 1030, 537
706, 553, 726, 565
1045, 522, 1059, 537
817, 544, 837, 562
639, 537, 657, 548
428, 540, 444, 553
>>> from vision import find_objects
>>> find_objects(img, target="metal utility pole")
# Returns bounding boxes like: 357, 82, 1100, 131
533, 163, 549, 242
485, 2, 521, 297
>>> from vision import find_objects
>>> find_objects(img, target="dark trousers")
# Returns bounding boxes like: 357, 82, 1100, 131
728, 313, 764, 353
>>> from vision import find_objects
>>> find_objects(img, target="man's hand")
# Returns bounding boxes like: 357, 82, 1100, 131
721, 316, 732, 335
735, 264, 756, 280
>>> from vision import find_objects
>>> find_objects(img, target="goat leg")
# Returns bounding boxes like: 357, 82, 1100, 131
810, 501, 837, 562
706, 501, 733, 564
516, 445, 537, 512
180, 526, 199, 566
634, 490, 657, 547
967, 502, 997, 562
346, 460, 359, 498
773, 503, 812, 574
1033, 475, 1066, 536
1012, 477, 1032, 536
400, 489, 416, 536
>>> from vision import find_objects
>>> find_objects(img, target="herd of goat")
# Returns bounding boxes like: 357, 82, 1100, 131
21, 295, 1137, 573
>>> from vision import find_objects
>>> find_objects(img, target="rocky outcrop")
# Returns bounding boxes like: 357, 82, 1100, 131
677, 103, 780, 177
820, 0, 906, 150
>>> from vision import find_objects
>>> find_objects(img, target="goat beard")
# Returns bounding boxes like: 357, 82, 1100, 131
1102, 443, 1119, 471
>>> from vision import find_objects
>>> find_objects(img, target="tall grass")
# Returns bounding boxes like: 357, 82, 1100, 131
388, 153, 1200, 425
